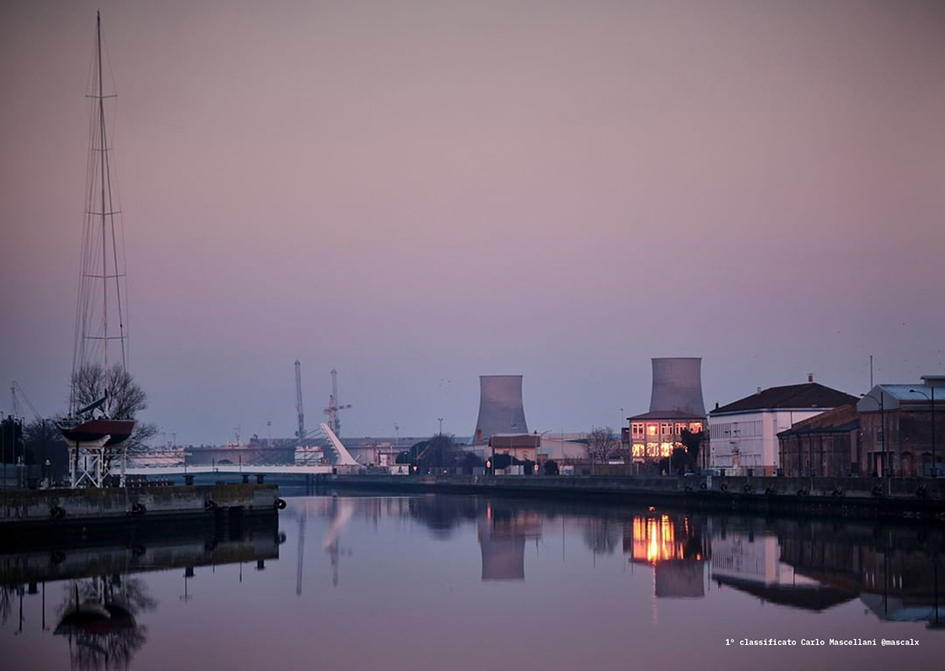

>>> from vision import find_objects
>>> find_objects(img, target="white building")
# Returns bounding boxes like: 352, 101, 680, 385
708, 380, 857, 474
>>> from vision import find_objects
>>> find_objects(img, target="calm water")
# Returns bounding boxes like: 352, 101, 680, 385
3, 493, 945, 670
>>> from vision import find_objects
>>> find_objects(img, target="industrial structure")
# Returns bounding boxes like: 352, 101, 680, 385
324, 369, 352, 437
472, 375, 529, 445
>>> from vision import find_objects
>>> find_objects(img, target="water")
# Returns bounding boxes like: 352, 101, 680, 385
3, 493, 944, 670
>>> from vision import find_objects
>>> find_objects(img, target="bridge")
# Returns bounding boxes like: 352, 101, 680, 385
124, 422, 359, 479
123, 463, 336, 476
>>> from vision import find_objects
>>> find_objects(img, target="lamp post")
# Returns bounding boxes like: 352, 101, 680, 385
910, 387, 936, 477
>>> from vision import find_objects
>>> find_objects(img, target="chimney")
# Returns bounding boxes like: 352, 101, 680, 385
808, 373, 814, 383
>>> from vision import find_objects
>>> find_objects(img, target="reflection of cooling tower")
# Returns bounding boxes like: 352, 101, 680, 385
649, 358, 706, 416
473, 375, 528, 444
479, 535, 527, 581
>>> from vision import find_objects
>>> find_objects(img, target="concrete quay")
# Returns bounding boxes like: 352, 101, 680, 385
322, 474, 945, 521
0, 483, 284, 537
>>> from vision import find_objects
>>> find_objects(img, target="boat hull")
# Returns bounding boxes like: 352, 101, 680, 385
59, 419, 136, 447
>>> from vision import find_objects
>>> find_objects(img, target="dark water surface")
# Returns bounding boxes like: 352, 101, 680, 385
3, 493, 945, 670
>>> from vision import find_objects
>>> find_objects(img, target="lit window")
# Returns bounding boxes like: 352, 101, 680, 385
675, 423, 686, 435
661, 423, 671, 436
646, 442, 660, 458
660, 442, 673, 457
632, 444, 645, 459
632, 423, 645, 437
689, 423, 702, 433
647, 424, 658, 437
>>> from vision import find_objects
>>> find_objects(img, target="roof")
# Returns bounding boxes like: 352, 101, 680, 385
777, 404, 859, 437
711, 383, 858, 415
627, 410, 705, 421
857, 384, 944, 412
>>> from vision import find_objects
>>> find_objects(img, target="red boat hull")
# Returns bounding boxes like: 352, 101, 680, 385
59, 419, 136, 446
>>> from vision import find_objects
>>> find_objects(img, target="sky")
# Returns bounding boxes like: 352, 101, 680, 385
1, 0, 944, 445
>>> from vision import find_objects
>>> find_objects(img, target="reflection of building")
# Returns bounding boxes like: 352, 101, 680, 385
625, 513, 706, 598
711, 530, 854, 611
857, 376, 945, 477
478, 505, 542, 581
624, 358, 706, 466
473, 375, 529, 445
709, 379, 857, 474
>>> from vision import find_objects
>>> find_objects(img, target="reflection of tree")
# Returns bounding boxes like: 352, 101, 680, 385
582, 518, 621, 556
0, 586, 13, 626
410, 496, 479, 538
54, 575, 157, 671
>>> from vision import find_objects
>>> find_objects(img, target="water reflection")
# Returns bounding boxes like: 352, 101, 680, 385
1, 514, 281, 669
626, 513, 707, 598
3, 496, 945, 671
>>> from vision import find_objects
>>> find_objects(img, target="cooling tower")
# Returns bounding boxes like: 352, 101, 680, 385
649, 358, 706, 416
473, 375, 528, 444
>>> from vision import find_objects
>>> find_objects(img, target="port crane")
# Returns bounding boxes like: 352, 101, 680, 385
294, 360, 305, 440
323, 369, 352, 437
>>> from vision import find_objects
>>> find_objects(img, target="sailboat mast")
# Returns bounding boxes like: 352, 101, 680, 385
96, 11, 110, 413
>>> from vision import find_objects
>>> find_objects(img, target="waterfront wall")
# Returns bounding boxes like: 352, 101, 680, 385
324, 474, 945, 519
0, 483, 280, 525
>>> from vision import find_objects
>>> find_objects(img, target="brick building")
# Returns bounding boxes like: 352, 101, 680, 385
856, 376, 945, 477
777, 404, 860, 477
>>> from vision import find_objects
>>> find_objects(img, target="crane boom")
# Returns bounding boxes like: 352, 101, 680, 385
295, 360, 305, 440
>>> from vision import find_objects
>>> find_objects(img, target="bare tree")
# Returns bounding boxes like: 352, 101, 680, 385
69, 363, 155, 454
71, 364, 148, 419
586, 426, 622, 463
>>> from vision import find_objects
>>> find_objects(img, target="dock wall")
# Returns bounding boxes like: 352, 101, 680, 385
0, 483, 281, 528
323, 474, 945, 520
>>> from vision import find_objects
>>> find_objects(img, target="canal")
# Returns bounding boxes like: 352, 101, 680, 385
3, 493, 944, 670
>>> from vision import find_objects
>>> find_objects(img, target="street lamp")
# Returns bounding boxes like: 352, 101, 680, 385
910, 387, 937, 477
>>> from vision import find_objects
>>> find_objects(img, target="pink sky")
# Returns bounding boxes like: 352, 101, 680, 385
2, 0, 944, 444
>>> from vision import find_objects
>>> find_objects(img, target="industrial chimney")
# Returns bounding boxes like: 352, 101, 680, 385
649, 358, 706, 416
473, 375, 528, 444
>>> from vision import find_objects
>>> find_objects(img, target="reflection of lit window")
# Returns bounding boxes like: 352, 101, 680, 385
632, 423, 645, 437
647, 424, 658, 436
646, 442, 659, 458
660, 442, 673, 457
632, 444, 645, 458
689, 422, 702, 433
661, 423, 671, 435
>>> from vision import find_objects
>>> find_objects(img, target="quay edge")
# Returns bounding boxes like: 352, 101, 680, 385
0, 483, 283, 541
320, 474, 945, 521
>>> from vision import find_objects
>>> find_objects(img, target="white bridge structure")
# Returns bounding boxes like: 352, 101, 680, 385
125, 423, 358, 479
